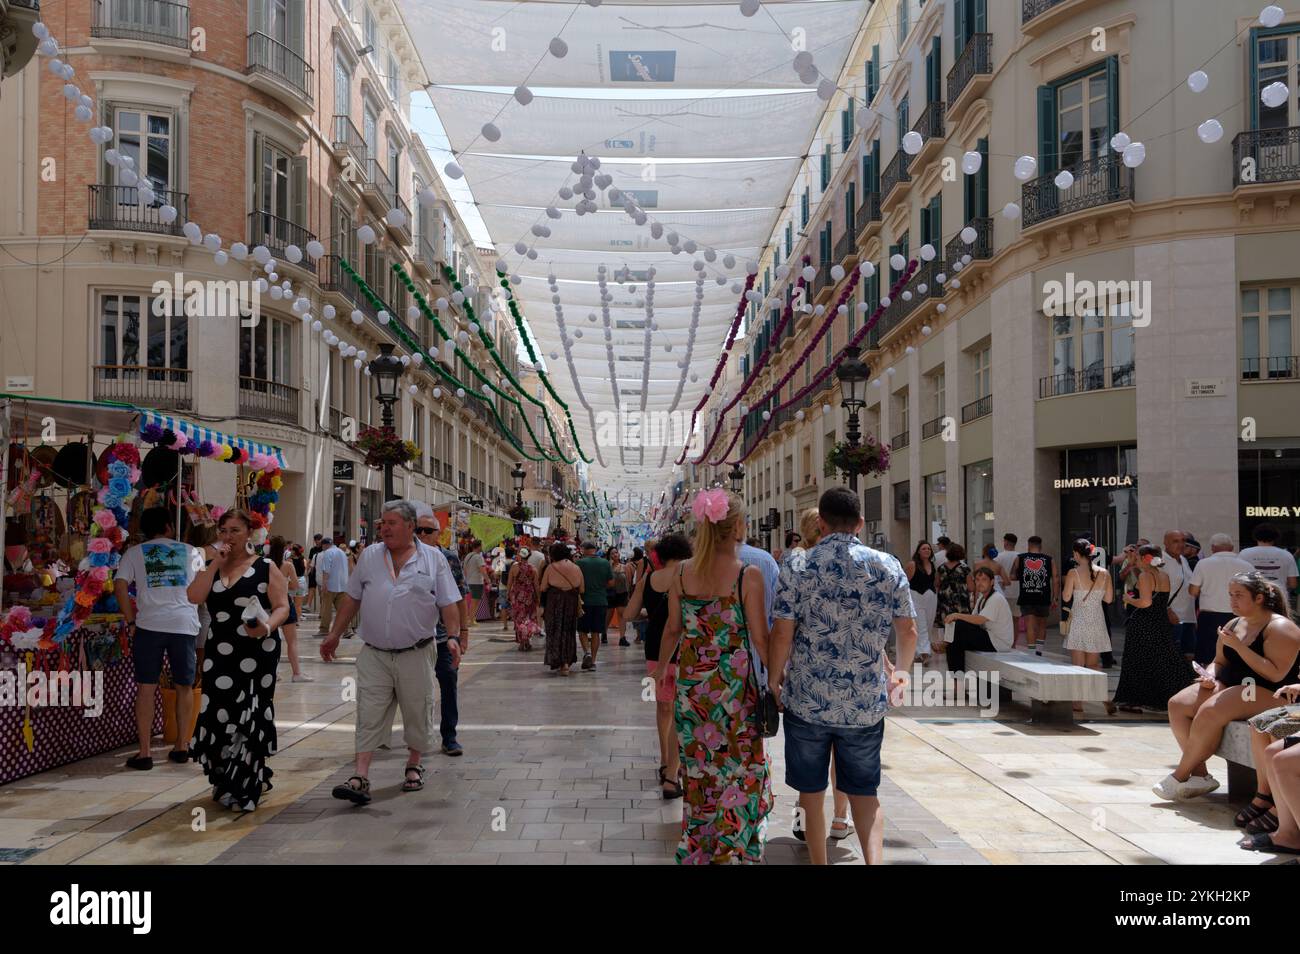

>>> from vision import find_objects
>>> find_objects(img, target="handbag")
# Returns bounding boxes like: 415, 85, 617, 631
734, 566, 779, 738
1166, 570, 1185, 627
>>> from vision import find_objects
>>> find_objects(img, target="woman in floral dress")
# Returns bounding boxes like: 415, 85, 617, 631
507, 549, 539, 651
657, 489, 772, 864
934, 542, 973, 648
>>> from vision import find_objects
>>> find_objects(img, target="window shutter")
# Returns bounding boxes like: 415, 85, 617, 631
291, 155, 307, 228
251, 132, 264, 221
287, 0, 305, 54
954, 0, 966, 58
872, 140, 880, 191
870, 44, 880, 102
928, 37, 942, 103
1037, 84, 1057, 173
977, 136, 989, 217
930, 196, 941, 252
1248, 28, 1260, 129
974, 0, 987, 32
846, 180, 856, 232
1105, 55, 1120, 145
249, 0, 266, 34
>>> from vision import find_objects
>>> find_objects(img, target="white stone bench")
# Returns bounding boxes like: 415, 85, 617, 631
1215, 720, 1256, 802
966, 650, 1110, 723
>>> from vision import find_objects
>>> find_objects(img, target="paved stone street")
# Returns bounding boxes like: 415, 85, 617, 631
0, 617, 1277, 865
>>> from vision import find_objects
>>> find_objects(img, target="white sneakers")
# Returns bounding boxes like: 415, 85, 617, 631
1152, 773, 1221, 801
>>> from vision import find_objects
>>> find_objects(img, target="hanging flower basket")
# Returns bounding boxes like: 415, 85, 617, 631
508, 504, 532, 522
825, 437, 890, 480
553, 525, 570, 540
356, 425, 418, 469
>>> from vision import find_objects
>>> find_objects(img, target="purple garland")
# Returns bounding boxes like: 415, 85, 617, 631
714, 258, 920, 466
690, 255, 811, 466
674, 272, 756, 466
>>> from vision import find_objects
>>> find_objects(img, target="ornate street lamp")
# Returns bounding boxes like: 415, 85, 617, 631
511, 462, 526, 507
835, 343, 870, 492
554, 498, 565, 535
368, 341, 404, 501
728, 463, 745, 494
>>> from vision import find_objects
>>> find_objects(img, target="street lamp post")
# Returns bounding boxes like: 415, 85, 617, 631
835, 344, 870, 493
728, 463, 745, 494
555, 498, 565, 536
368, 342, 404, 502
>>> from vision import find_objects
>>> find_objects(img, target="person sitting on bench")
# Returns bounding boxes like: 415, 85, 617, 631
943, 566, 1014, 673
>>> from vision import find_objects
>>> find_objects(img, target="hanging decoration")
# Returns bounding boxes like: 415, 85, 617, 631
825, 435, 891, 480
356, 425, 420, 469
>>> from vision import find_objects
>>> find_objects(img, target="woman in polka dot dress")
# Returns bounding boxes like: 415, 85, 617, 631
187, 509, 289, 813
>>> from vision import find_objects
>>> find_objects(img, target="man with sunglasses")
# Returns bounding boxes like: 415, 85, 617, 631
416, 507, 471, 756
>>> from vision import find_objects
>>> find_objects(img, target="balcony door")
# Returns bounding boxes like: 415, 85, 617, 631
1255, 31, 1300, 129
96, 292, 189, 405
111, 107, 173, 203
254, 135, 306, 251
250, 0, 303, 54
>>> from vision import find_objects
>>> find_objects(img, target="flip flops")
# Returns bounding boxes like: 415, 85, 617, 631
1239, 832, 1300, 854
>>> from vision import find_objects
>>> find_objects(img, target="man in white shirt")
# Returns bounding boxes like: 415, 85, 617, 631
1162, 530, 1196, 660
114, 507, 200, 770
1240, 523, 1298, 614
1189, 534, 1253, 665
526, 540, 547, 576
313, 538, 351, 636
322, 500, 462, 804
993, 532, 1022, 643
462, 540, 486, 622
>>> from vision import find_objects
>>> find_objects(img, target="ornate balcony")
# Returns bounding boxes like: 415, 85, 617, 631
1021, 154, 1134, 229
239, 376, 299, 426
91, 0, 189, 50
921, 416, 945, 440
834, 229, 858, 267
1241, 355, 1300, 380
248, 211, 318, 270
892, 429, 910, 450
909, 101, 946, 166
93, 365, 192, 411
414, 233, 438, 278
880, 150, 912, 205
385, 192, 412, 245
947, 33, 992, 121
945, 216, 993, 266
361, 157, 395, 216
1021, 0, 1106, 35
331, 115, 368, 183
1038, 363, 1135, 398
88, 184, 187, 235
246, 32, 314, 114
1233, 126, 1300, 188
856, 191, 881, 241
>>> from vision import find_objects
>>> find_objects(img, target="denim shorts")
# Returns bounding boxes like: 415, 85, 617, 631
132, 627, 197, 687
783, 712, 885, 797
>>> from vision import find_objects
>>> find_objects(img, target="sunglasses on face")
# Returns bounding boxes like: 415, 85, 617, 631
416, 528, 436, 536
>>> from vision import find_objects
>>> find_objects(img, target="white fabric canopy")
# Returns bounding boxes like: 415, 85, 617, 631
528, 278, 742, 310
429, 87, 824, 159
407, 0, 866, 89
499, 246, 762, 282
457, 154, 801, 210
484, 204, 776, 254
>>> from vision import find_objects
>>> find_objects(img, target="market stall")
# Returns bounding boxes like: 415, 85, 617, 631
0, 396, 285, 786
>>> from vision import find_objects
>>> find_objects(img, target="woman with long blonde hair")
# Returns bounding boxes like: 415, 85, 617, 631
656, 489, 772, 864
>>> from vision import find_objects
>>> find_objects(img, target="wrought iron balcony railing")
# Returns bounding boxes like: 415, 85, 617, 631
332, 114, 368, 178
247, 32, 313, 102
912, 100, 945, 146
947, 33, 992, 108
1232, 126, 1300, 187
1022, 0, 1068, 24
834, 229, 856, 263
1241, 355, 1300, 380
881, 149, 911, 200
93, 365, 192, 411
945, 216, 994, 264
892, 429, 910, 450
364, 157, 396, 204
961, 394, 992, 423
1021, 153, 1133, 228
239, 376, 299, 425
856, 192, 881, 237
1038, 363, 1136, 398
248, 211, 318, 269
921, 416, 945, 440
92, 0, 189, 48
88, 184, 187, 235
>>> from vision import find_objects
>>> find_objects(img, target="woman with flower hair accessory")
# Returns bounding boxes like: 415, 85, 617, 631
656, 489, 772, 864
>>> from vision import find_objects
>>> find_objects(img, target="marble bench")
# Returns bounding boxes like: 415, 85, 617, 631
966, 650, 1110, 724
1215, 720, 1256, 802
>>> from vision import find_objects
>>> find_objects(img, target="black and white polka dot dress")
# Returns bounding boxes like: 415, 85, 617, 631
190, 557, 281, 809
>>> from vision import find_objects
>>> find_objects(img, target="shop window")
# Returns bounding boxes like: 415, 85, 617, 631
924, 472, 947, 540
964, 460, 994, 556
893, 480, 910, 521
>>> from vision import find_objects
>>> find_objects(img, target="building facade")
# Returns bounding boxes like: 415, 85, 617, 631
715, 0, 1300, 566
0, 0, 577, 542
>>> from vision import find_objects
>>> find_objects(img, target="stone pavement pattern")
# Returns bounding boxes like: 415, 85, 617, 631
0, 618, 1281, 865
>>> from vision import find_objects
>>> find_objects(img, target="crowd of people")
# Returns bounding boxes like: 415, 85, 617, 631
109, 487, 1300, 863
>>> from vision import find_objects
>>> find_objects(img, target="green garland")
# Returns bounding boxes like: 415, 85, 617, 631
338, 258, 555, 463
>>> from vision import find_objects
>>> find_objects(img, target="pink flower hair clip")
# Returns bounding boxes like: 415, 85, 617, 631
692, 488, 731, 524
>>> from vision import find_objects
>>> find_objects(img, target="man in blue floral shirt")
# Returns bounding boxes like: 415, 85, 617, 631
771, 486, 917, 865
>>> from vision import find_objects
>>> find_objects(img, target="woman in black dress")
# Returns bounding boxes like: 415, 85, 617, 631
187, 510, 289, 812
539, 542, 583, 675
1109, 545, 1193, 714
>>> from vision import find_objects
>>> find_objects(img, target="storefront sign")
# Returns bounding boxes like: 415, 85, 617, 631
1245, 506, 1296, 517
4, 376, 33, 392
1054, 475, 1134, 489
1185, 378, 1225, 397
332, 460, 355, 481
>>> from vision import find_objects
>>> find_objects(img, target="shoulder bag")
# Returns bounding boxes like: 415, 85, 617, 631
735, 565, 779, 738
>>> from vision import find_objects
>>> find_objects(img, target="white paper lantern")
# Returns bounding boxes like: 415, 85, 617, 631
378, 310, 390, 325
1122, 141, 1146, 168
890, 253, 906, 271
921, 325, 932, 335
1261, 4, 1285, 28
311, 320, 322, 332
408, 306, 421, 322
1054, 169, 1075, 190
901, 291, 912, 301
33, 22, 50, 40
433, 387, 443, 399
385, 207, 407, 229
75, 105, 92, 123
1013, 155, 1038, 181
916, 284, 927, 295
961, 253, 972, 265
117, 165, 139, 186
740, 0, 761, 15
549, 37, 569, 58
357, 224, 377, 245
960, 226, 978, 245
880, 296, 891, 308
1110, 131, 1132, 153
1200, 118, 1225, 142
822, 404, 831, 415
936, 303, 947, 313
919, 244, 936, 262
961, 151, 983, 175
456, 330, 470, 345
514, 85, 533, 105
322, 304, 336, 320
254, 278, 269, 294
158, 205, 178, 225
950, 279, 961, 289
401, 356, 412, 368
351, 310, 364, 325
354, 358, 363, 370
481, 122, 501, 142
817, 79, 837, 101
802, 265, 816, 282
1002, 202, 1021, 220
213, 250, 228, 266
902, 131, 923, 155
1187, 70, 1209, 93
456, 388, 466, 398
444, 161, 464, 179
859, 261, 876, 278
830, 264, 845, 281
1262, 80, 1289, 109
935, 272, 947, 284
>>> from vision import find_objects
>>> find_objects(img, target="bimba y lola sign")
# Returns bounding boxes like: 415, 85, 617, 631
1054, 475, 1135, 489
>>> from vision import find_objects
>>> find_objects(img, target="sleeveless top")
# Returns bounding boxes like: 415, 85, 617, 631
1218, 617, 1300, 692
908, 560, 935, 594
642, 574, 672, 662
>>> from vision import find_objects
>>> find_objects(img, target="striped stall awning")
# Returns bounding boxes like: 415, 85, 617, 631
138, 410, 288, 470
